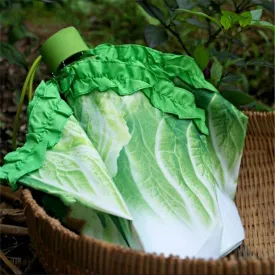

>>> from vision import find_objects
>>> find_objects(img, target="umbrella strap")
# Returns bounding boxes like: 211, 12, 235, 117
12, 55, 42, 150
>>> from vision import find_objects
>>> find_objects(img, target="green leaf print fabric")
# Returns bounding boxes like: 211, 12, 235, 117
0, 43, 248, 259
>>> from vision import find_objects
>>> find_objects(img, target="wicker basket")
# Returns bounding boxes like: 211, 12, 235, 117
22, 111, 275, 275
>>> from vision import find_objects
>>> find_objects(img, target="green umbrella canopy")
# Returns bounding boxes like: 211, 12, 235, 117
0, 27, 248, 259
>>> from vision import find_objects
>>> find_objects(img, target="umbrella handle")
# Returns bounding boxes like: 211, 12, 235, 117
40, 27, 88, 73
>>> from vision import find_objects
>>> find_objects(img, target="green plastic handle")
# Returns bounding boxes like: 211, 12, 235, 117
40, 26, 89, 73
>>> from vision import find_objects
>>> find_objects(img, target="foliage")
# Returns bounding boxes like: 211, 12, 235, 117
0, 42, 28, 69
0, 0, 274, 111
138, 0, 274, 110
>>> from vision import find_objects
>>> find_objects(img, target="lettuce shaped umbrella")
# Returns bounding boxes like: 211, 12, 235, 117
53, 28, 247, 258
90, 44, 248, 255
0, 27, 247, 259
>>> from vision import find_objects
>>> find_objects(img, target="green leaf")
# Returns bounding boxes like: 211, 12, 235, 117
138, 1, 165, 21
0, 0, 12, 9
0, 42, 27, 70
220, 15, 232, 29
220, 90, 273, 111
8, 25, 26, 44
210, 57, 223, 86
186, 18, 208, 28
220, 85, 242, 93
249, 9, 263, 21
209, 0, 221, 13
239, 101, 257, 109
176, 0, 196, 9
175, 8, 221, 26
220, 10, 240, 29
221, 10, 237, 17
164, 0, 179, 9
250, 0, 263, 3
258, 30, 270, 44
222, 74, 242, 83
262, 0, 274, 13
251, 20, 275, 31
235, 59, 246, 67
210, 49, 239, 62
246, 59, 274, 68
239, 73, 249, 94
144, 25, 168, 48
194, 44, 209, 70
239, 12, 252, 27
137, 4, 160, 25
197, 0, 211, 7
42, 194, 69, 221
232, 38, 244, 47
8, 25, 37, 45
226, 57, 245, 67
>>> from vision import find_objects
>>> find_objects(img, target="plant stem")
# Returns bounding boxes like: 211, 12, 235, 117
218, 39, 232, 88
206, 18, 212, 39
206, 27, 222, 46
168, 25, 191, 55
236, 0, 250, 12
232, 0, 238, 11
245, 4, 261, 9
141, 1, 191, 55
163, 0, 171, 9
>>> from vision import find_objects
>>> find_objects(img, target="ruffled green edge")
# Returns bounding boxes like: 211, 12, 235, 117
0, 80, 73, 190
88, 43, 218, 93
56, 57, 208, 135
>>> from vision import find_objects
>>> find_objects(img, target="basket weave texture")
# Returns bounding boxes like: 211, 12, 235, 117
22, 111, 275, 275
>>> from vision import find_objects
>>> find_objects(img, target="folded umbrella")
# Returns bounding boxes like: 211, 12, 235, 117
0, 26, 248, 259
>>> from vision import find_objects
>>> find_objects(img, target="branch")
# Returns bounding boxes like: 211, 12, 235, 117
206, 18, 212, 40
232, 0, 238, 11
0, 251, 23, 275
218, 39, 232, 88
206, 27, 222, 46
0, 209, 26, 224
245, 4, 261, 9
163, 0, 171, 9
0, 224, 28, 236
24, 256, 38, 275
141, 1, 191, 55
236, 0, 250, 12
0, 186, 22, 207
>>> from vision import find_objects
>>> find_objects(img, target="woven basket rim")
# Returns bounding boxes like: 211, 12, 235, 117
22, 111, 275, 264
21, 188, 273, 263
